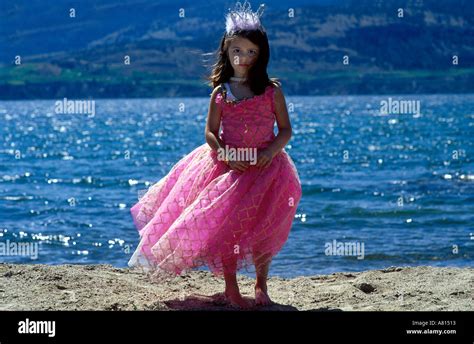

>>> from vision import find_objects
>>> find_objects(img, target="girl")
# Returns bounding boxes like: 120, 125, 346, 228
128, 1, 302, 309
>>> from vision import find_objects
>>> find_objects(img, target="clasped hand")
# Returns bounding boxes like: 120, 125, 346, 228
226, 148, 274, 172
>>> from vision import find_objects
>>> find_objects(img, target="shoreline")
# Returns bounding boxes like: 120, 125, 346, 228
0, 264, 472, 311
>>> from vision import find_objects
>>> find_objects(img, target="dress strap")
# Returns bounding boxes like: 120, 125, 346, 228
223, 83, 237, 100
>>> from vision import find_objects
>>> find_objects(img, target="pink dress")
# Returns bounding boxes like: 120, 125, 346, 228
128, 83, 302, 276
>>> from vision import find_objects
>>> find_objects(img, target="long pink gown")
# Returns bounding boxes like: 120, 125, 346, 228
128, 83, 302, 276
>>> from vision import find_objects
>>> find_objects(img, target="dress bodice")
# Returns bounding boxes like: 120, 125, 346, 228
215, 83, 276, 149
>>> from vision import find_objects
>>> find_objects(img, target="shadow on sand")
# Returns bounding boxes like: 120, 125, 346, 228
164, 293, 343, 311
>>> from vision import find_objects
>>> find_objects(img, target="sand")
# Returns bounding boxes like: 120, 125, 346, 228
0, 264, 472, 311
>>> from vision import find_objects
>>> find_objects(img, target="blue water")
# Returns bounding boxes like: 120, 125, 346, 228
1, 94, 473, 277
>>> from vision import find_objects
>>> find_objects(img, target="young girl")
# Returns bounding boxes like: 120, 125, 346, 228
128, 1, 302, 309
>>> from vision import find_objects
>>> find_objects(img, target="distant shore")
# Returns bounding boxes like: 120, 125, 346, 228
0, 264, 471, 311
1, 66, 474, 100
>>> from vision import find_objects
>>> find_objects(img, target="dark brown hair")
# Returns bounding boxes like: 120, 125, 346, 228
206, 28, 280, 95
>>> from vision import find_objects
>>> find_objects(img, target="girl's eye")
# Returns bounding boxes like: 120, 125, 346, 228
232, 48, 240, 53
249, 50, 257, 56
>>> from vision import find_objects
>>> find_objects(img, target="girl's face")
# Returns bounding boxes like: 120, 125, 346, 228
227, 37, 260, 76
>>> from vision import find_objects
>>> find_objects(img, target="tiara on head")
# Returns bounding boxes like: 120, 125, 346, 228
225, 1, 265, 35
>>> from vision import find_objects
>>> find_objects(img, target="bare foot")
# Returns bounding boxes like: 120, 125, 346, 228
255, 286, 273, 306
224, 290, 253, 309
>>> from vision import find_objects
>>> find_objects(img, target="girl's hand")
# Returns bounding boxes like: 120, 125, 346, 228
227, 160, 250, 172
256, 149, 274, 168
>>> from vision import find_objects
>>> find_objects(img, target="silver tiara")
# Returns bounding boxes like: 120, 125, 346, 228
225, 1, 265, 35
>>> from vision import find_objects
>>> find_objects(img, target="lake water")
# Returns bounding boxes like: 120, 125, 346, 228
0, 94, 473, 277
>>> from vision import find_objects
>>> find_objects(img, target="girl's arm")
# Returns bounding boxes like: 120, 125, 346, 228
266, 84, 292, 157
205, 86, 226, 151
205, 86, 249, 172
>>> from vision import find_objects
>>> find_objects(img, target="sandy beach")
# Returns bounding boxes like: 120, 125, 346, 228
0, 264, 472, 311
